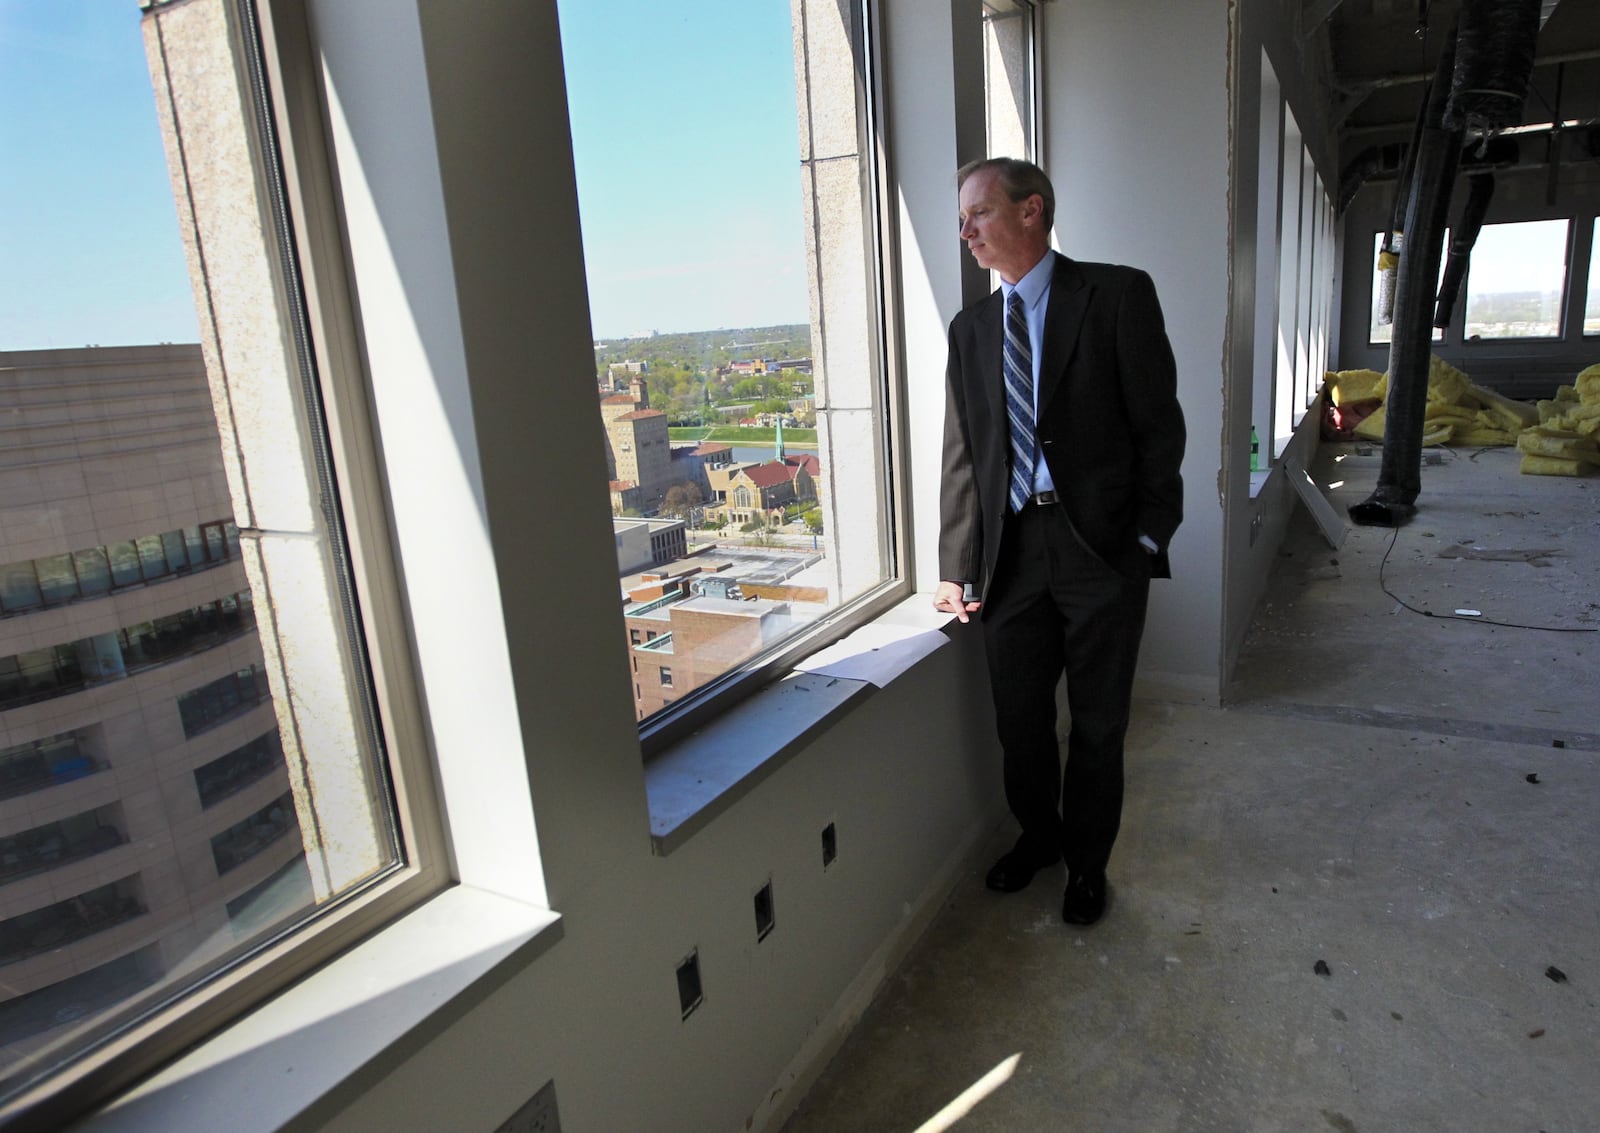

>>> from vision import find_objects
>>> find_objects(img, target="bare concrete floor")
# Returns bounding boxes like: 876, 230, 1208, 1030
781, 445, 1600, 1133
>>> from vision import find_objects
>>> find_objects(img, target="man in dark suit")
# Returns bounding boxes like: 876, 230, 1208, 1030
933, 157, 1185, 926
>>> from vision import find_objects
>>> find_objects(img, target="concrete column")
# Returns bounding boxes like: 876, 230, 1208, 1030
142, 0, 389, 899
792, 0, 886, 604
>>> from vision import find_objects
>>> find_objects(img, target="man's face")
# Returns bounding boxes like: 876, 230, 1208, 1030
958, 169, 1046, 284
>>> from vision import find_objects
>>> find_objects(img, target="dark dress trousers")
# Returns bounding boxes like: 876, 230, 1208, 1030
939, 252, 1186, 877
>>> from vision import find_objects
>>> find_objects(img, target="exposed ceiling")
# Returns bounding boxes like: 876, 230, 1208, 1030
1316, 0, 1600, 167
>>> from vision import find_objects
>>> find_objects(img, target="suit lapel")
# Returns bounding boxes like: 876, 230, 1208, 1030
1037, 254, 1090, 417
974, 290, 1006, 442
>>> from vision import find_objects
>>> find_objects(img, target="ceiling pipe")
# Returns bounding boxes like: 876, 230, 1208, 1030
1338, 46, 1600, 94
1345, 114, 1600, 137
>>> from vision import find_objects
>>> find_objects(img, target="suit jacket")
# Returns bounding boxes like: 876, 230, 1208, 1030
939, 253, 1185, 602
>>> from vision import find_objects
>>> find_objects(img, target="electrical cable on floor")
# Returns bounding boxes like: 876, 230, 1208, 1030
1377, 524, 1599, 633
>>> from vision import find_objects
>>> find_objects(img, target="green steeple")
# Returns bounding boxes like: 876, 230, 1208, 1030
774, 415, 785, 462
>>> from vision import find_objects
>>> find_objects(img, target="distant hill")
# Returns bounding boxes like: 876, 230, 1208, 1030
592, 324, 811, 376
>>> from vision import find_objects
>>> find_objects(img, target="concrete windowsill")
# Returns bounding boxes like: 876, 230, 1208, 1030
75, 599, 956, 1129
74, 885, 561, 1133
645, 593, 958, 855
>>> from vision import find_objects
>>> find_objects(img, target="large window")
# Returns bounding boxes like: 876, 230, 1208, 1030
0, 1, 426, 1119
1463, 219, 1570, 341
559, 0, 895, 739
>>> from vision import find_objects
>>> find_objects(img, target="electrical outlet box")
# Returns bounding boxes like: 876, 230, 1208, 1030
677, 949, 704, 1019
493, 1079, 560, 1133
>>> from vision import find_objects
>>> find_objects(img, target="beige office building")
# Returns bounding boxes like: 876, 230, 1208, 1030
0, 345, 305, 1056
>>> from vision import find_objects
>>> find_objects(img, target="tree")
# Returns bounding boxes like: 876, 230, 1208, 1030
662, 481, 703, 519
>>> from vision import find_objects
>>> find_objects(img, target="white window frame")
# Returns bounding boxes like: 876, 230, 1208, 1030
981, 0, 1039, 163
3, 1, 538, 1124
1460, 218, 1572, 343
630, 0, 911, 756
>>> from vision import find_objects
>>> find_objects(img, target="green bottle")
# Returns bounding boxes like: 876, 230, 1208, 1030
1249, 426, 1260, 471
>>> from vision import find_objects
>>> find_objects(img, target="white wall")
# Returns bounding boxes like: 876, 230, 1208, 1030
1039, 0, 1232, 700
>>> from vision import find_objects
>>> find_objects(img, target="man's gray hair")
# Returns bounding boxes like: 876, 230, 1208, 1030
956, 157, 1055, 229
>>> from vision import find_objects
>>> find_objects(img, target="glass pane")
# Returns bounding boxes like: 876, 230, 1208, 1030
1463, 219, 1568, 340
559, 0, 886, 732
1, 647, 81, 709
0, 732, 95, 801
0, 658, 20, 707
1586, 218, 1599, 336
73, 548, 112, 597
0, 564, 43, 614
107, 541, 142, 587
0, 2, 400, 1106
983, 1, 1034, 161
136, 534, 169, 581
34, 554, 80, 607
203, 523, 225, 563
194, 731, 284, 809
161, 530, 189, 572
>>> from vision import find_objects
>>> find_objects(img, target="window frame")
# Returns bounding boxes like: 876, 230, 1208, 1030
626, 0, 911, 758
981, 0, 1040, 163
1459, 217, 1572, 344
1367, 228, 1451, 348
1586, 216, 1600, 338
0, 2, 449, 1126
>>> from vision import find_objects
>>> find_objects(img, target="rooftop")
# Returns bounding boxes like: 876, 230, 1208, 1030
741, 463, 797, 489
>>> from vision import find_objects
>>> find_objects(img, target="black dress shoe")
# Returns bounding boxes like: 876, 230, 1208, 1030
984, 843, 1060, 893
1062, 872, 1107, 925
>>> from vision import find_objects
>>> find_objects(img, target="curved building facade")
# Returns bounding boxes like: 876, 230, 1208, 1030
0, 345, 306, 1058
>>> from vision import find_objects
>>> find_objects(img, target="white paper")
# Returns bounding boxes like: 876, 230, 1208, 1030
794, 622, 949, 687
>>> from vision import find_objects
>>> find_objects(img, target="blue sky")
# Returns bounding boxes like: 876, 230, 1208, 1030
0, 0, 198, 350
557, 0, 809, 338
0, 0, 808, 351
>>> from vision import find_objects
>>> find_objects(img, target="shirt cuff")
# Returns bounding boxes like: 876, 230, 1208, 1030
1138, 534, 1159, 554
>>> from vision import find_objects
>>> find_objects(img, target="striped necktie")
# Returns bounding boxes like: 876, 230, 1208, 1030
1004, 290, 1034, 511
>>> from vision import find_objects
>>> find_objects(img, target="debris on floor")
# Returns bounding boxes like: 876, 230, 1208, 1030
1436, 544, 1559, 566
1323, 358, 1600, 476
1522, 365, 1600, 475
